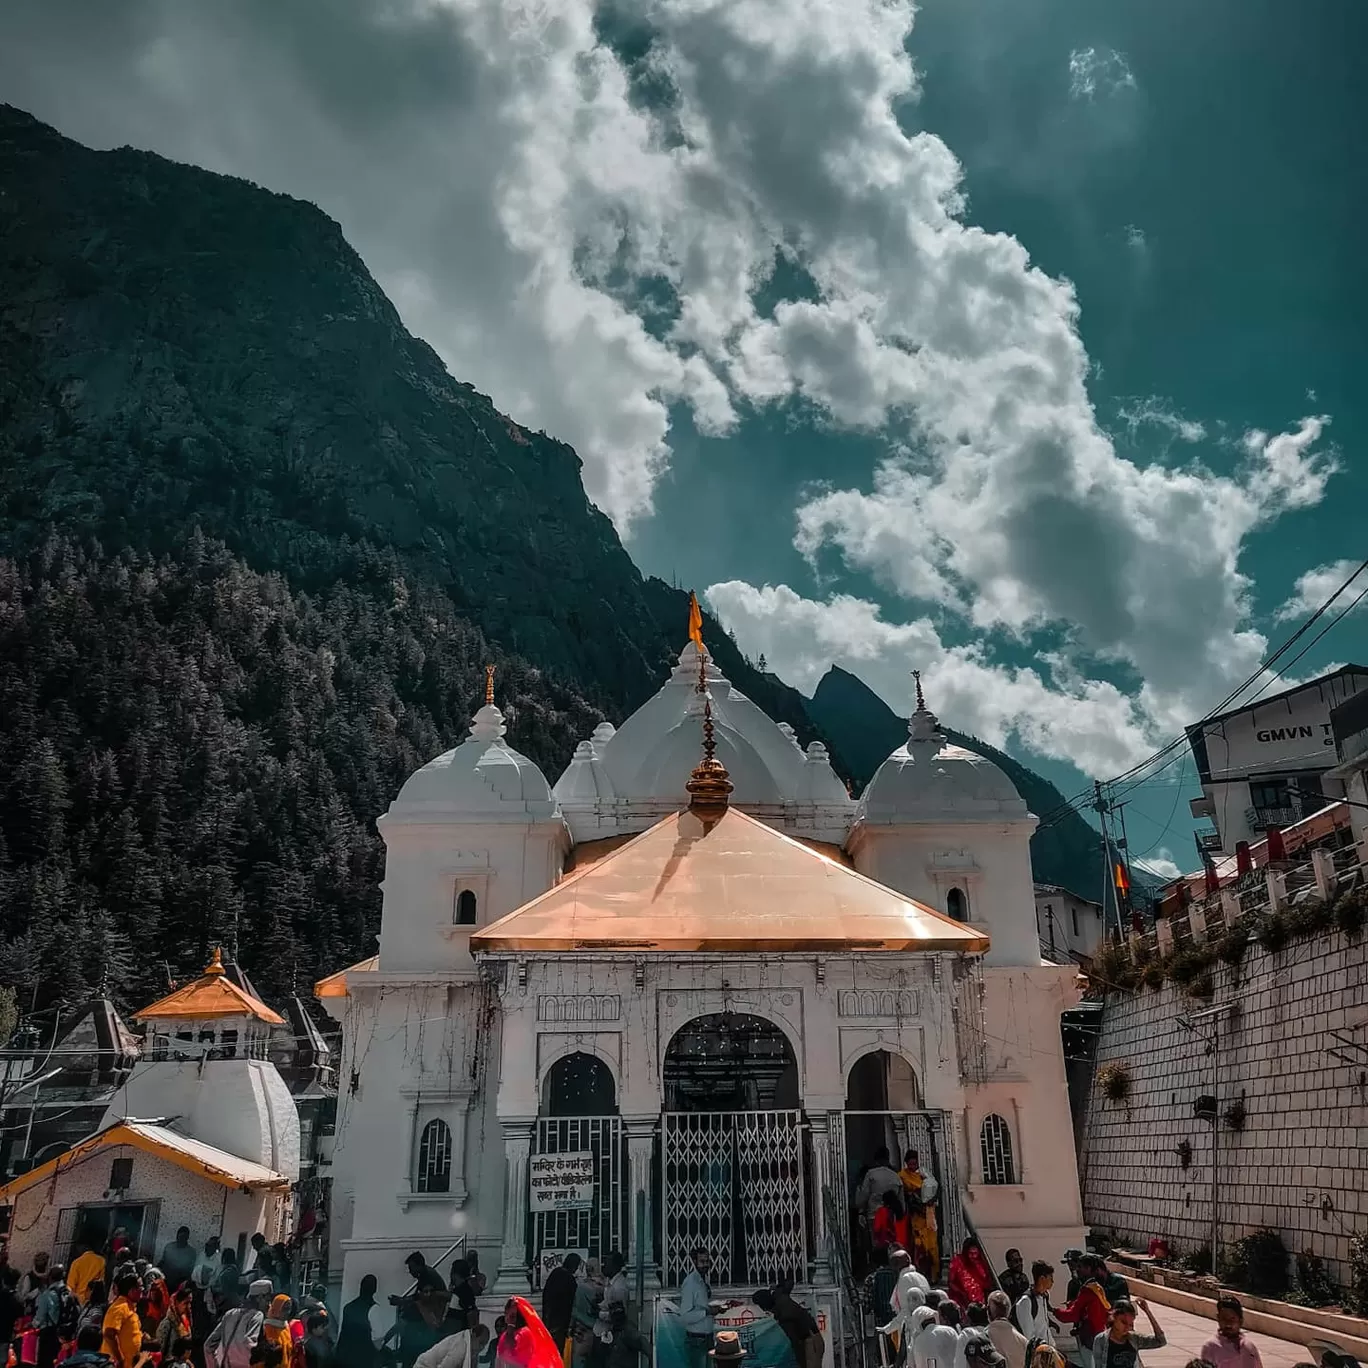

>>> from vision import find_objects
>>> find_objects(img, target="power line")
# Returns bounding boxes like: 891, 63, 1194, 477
1030, 556, 1368, 836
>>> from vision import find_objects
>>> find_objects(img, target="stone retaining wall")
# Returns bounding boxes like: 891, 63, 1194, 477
1081, 924, 1368, 1289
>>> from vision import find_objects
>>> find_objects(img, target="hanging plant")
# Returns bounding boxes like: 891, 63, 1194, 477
1177, 1138, 1193, 1170
1188, 971, 1215, 999
1141, 959, 1166, 990
1217, 925, 1249, 965
1098, 1061, 1132, 1104
1258, 912, 1291, 954
1336, 890, 1367, 940
1223, 1097, 1247, 1132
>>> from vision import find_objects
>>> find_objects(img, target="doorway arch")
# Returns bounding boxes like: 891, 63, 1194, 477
663, 1012, 798, 1111
541, 1050, 618, 1117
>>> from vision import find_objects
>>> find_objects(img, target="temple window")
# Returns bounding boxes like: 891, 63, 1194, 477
455, 888, 478, 926
416, 1118, 453, 1193
980, 1113, 1017, 1185
947, 887, 968, 922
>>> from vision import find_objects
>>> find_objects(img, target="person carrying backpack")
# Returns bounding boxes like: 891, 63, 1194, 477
1013, 1263, 1059, 1345
35, 1265, 79, 1368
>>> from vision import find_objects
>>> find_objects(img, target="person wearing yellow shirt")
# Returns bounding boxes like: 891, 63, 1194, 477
68, 1245, 107, 1307
102, 1272, 146, 1368
898, 1149, 941, 1283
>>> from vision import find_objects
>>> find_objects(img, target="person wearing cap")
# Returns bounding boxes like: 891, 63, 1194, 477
206, 1278, 273, 1368
1199, 1296, 1262, 1368
1090, 1298, 1164, 1368
1061, 1256, 1084, 1304
709, 1332, 746, 1367
964, 1334, 1009, 1368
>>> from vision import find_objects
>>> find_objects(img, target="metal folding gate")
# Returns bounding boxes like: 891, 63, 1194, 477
661, 1110, 806, 1288
531, 1115, 626, 1262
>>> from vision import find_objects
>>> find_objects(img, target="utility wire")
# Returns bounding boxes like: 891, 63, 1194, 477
1029, 556, 1368, 836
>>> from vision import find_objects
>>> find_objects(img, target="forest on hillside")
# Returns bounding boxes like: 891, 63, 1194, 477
0, 534, 603, 1013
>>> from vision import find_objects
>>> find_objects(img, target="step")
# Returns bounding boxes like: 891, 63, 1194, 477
1108, 1265, 1368, 1361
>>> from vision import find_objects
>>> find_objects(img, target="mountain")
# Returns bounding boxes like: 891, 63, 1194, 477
0, 106, 1121, 1008
0, 103, 826, 734
806, 665, 1111, 900
0, 105, 836, 1009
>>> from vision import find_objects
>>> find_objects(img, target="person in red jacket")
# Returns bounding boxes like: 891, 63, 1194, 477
947, 1240, 992, 1310
1053, 1258, 1112, 1355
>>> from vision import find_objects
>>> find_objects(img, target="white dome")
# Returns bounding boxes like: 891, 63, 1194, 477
390, 704, 558, 821
632, 701, 784, 805
856, 695, 1029, 825
555, 643, 855, 813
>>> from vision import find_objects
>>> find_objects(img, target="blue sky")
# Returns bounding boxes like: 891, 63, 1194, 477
3, 0, 1364, 877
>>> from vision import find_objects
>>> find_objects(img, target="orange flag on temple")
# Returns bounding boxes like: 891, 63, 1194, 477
687, 591, 704, 649
1114, 861, 1131, 893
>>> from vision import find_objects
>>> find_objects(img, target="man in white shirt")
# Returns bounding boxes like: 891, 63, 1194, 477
921, 1303, 963, 1368
1014, 1262, 1058, 1347
679, 1250, 716, 1368
416, 1323, 492, 1368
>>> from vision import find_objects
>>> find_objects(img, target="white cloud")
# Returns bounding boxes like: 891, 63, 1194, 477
0, 0, 1339, 776
706, 581, 1157, 776
1068, 47, 1137, 101
1274, 559, 1367, 624
1133, 851, 1181, 881
1117, 396, 1205, 445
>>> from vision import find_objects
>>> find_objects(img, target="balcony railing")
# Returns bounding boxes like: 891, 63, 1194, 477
1245, 800, 1320, 831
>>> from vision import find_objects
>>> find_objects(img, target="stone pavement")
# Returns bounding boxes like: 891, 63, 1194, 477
1138, 1301, 1316, 1368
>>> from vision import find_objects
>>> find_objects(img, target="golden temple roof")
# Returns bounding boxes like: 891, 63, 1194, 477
313, 954, 379, 999
135, 948, 286, 1025
470, 805, 989, 954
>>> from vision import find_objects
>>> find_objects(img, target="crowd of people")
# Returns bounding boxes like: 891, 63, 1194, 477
0, 1229, 333, 1368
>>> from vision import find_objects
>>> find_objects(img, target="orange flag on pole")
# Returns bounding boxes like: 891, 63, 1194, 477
687, 591, 704, 649
1114, 861, 1131, 893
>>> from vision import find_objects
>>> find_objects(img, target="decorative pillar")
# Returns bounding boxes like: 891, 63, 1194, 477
496, 1118, 535, 1291
808, 1114, 834, 1283
1312, 848, 1336, 900
1156, 917, 1173, 954
1266, 868, 1287, 911
623, 1116, 659, 1290
1219, 889, 1240, 929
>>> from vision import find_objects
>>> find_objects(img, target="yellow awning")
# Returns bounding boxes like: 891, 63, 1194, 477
0, 1120, 291, 1203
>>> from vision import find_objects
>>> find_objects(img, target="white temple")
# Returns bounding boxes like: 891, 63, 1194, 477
318, 645, 1084, 1302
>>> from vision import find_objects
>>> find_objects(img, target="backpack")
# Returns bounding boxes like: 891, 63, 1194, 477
1010, 1292, 1037, 1335
57, 1287, 81, 1337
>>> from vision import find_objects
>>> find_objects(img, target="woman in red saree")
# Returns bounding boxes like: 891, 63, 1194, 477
947, 1239, 992, 1310
496, 1299, 564, 1368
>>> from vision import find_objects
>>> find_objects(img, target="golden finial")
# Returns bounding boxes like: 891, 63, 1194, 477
912, 668, 926, 712
485, 664, 495, 707
686, 694, 733, 818
205, 946, 225, 977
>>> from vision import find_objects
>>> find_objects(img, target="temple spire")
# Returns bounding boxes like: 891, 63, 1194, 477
205, 946, 225, 978
485, 664, 495, 707
908, 667, 945, 745
686, 639, 732, 818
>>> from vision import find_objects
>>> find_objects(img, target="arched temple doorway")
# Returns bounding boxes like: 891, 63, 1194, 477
662, 1012, 798, 1111
530, 1052, 625, 1277
660, 1014, 806, 1288
841, 1049, 960, 1277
